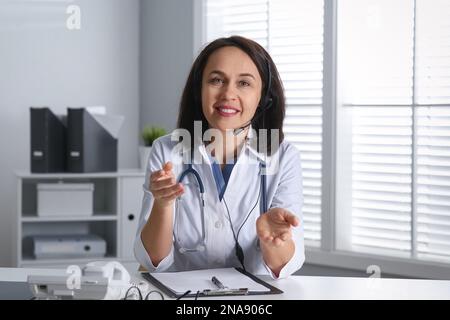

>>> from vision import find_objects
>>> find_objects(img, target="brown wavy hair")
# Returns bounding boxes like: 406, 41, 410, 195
176, 36, 285, 155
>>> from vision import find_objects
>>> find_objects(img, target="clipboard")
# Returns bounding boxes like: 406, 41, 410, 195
141, 267, 283, 298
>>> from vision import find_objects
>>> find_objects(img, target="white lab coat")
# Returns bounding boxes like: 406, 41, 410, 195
134, 131, 305, 279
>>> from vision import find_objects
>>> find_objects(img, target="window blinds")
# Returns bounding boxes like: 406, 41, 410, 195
415, 0, 450, 262
339, 0, 450, 263
338, 0, 414, 257
350, 107, 413, 256
206, 0, 269, 47
270, 0, 324, 247
205, 0, 324, 247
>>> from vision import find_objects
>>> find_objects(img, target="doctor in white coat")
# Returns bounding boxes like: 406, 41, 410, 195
134, 36, 305, 279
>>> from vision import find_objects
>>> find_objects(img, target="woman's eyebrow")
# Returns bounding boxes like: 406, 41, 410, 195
209, 70, 256, 79
239, 73, 256, 79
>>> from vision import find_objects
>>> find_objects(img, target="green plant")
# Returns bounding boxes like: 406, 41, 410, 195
141, 126, 167, 146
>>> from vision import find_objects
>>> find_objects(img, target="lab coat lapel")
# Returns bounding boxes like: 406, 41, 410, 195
196, 143, 223, 202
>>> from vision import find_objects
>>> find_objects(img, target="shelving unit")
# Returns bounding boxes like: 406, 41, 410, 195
15, 170, 145, 269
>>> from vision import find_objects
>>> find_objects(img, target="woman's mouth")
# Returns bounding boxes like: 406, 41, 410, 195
215, 105, 240, 117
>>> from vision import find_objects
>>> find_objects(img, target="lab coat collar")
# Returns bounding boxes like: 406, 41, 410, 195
244, 127, 268, 163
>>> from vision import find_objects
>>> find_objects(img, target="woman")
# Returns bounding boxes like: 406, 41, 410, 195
134, 36, 304, 279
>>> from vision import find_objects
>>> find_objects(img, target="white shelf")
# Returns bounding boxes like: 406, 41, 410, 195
20, 255, 119, 267
21, 215, 118, 223
15, 169, 145, 179
15, 171, 145, 267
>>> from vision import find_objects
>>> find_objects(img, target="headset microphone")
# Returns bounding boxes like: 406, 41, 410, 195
232, 98, 272, 136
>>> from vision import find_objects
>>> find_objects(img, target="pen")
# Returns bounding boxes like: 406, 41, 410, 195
211, 276, 226, 289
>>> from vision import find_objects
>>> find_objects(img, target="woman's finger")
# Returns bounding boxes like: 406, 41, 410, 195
161, 184, 184, 200
150, 162, 174, 182
280, 231, 291, 241
282, 212, 299, 227
151, 176, 176, 191
152, 183, 183, 199
260, 230, 272, 241
273, 237, 283, 246
150, 169, 166, 182
163, 161, 173, 173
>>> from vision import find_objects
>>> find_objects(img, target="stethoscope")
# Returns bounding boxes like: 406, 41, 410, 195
174, 161, 267, 254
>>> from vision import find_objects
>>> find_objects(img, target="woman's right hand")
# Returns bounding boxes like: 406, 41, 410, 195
149, 161, 184, 208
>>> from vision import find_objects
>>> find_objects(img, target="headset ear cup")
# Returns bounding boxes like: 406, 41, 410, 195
260, 97, 272, 112
265, 97, 273, 110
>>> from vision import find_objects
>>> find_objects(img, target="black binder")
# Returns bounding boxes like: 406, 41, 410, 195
142, 268, 283, 299
67, 108, 117, 173
30, 107, 66, 173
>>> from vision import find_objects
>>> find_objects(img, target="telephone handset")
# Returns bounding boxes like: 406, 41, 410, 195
28, 261, 132, 300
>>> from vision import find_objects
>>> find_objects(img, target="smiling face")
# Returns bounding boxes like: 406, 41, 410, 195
201, 46, 263, 133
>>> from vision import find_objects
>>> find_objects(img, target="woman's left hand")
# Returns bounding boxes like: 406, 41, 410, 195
256, 208, 299, 247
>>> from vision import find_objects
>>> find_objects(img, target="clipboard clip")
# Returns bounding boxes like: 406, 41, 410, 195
203, 276, 249, 296
202, 288, 249, 296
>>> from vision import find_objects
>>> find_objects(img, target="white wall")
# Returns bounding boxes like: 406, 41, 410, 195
140, 0, 195, 134
0, 0, 140, 266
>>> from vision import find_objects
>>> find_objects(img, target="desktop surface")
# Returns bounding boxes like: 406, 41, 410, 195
1, 267, 449, 300
0, 282, 33, 300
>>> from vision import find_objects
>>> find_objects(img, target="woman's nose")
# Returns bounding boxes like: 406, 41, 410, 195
220, 84, 238, 101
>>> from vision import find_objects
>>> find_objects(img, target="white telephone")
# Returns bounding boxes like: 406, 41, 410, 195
28, 261, 132, 300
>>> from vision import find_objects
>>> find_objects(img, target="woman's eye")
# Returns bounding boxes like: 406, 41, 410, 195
210, 78, 223, 85
239, 80, 250, 87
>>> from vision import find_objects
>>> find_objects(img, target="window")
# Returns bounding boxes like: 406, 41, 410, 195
205, 0, 324, 248
203, 0, 450, 269
337, 0, 450, 263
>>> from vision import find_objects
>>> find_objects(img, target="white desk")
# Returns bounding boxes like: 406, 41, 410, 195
1, 267, 450, 300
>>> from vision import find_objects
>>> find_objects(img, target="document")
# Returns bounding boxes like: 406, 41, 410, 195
148, 268, 272, 296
